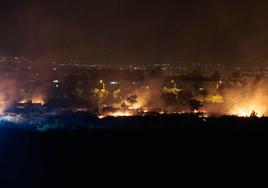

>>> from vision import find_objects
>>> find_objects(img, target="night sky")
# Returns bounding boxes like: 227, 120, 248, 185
1, 0, 268, 66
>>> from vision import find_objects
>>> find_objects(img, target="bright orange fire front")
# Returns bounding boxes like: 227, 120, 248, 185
230, 103, 265, 117
31, 97, 45, 105
98, 110, 134, 119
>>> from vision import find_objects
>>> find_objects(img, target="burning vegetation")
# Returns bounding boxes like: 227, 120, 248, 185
0, 63, 267, 123
93, 73, 268, 119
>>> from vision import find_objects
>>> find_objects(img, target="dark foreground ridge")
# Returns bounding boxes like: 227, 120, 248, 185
1, 112, 268, 131
0, 114, 267, 187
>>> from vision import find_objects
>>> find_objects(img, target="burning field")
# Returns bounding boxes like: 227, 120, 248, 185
95, 77, 268, 119
203, 77, 268, 117
0, 74, 267, 130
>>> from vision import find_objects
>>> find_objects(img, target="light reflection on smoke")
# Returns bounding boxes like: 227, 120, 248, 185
0, 75, 267, 120
220, 78, 268, 117
97, 77, 268, 118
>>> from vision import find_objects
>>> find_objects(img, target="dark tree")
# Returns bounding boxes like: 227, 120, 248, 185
188, 99, 203, 112
127, 95, 138, 104
250, 110, 258, 118
190, 70, 203, 92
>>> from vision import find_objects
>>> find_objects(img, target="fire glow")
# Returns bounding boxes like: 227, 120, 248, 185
31, 97, 45, 105
98, 111, 134, 118
96, 79, 268, 119
230, 104, 265, 117
0, 76, 267, 121
19, 96, 45, 105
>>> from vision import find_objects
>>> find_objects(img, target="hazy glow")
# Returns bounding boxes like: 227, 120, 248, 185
31, 97, 45, 105
230, 104, 264, 117
111, 111, 133, 117
222, 79, 268, 117
19, 96, 45, 105
98, 110, 133, 119
19, 99, 28, 104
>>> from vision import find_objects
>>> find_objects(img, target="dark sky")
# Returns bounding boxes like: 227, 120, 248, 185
1, 0, 268, 66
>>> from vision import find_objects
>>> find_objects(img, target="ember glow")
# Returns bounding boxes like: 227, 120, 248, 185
98, 110, 134, 119
31, 96, 45, 105
19, 99, 28, 104
110, 111, 133, 117
19, 96, 45, 105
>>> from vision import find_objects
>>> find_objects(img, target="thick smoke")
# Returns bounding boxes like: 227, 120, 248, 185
223, 78, 268, 116
204, 77, 268, 117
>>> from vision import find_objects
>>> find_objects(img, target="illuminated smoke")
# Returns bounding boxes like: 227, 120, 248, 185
97, 76, 268, 118
222, 78, 268, 117
0, 80, 17, 114
18, 88, 46, 105
31, 89, 45, 105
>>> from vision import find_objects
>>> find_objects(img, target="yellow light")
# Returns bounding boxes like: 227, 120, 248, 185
208, 95, 224, 103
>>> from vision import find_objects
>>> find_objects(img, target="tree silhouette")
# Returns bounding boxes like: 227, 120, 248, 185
250, 110, 258, 118
188, 99, 203, 112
